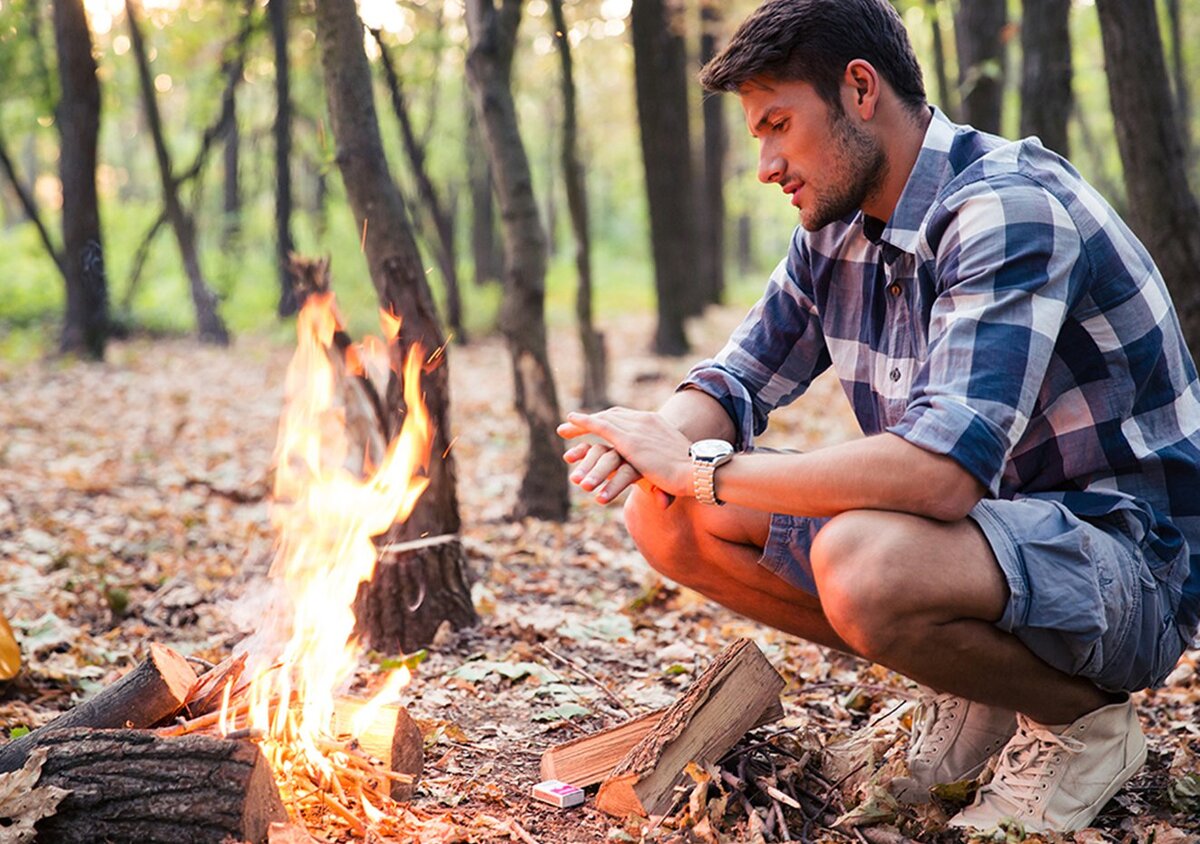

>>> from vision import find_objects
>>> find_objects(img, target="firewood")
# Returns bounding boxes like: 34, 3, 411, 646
595, 638, 785, 818
0, 642, 196, 773
330, 695, 424, 801
182, 651, 247, 717
23, 728, 286, 844
540, 698, 785, 788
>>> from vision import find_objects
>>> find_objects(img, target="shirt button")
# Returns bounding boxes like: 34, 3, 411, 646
890, 368, 901, 382
888, 283, 901, 296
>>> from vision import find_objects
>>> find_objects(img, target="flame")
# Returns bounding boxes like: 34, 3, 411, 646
225, 291, 431, 785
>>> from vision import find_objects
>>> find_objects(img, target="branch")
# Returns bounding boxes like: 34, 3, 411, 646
0, 120, 65, 277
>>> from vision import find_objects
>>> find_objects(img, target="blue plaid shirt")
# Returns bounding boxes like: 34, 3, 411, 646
683, 108, 1200, 633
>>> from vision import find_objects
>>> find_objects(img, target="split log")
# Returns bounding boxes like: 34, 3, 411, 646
0, 643, 196, 773
540, 698, 785, 788
182, 651, 247, 718
331, 695, 424, 801
25, 728, 285, 843
595, 638, 785, 818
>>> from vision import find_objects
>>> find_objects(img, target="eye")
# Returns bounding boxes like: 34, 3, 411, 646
771, 119, 789, 133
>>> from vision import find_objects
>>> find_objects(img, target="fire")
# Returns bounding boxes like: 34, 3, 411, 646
222, 291, 432, 788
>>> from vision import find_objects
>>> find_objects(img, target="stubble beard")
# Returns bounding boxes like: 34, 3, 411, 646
798, 110, 889, 232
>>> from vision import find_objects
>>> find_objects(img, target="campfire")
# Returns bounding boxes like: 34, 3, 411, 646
0, 291, 493, 843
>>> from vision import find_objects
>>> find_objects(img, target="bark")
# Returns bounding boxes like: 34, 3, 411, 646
1165, 0, 1190, 160
925, 0, 954, 119
467, 96, 502, 286
954, 0, 1007, 133
698, 0, 726, 307
315, 0, 477, 651
1095, 0, 1200, 354
224, 92, 241, 250
1019, 0, 1071, 156
465, 0, 570, 521
53, 0, 108, 359
736, 213, 752, 274
26, 730, 285, 844
549, 0, 608, 410
270, 0, 297, 317
373, 28, 467, 343
125, 0, 229, 344
0, 643, 196, 774
631, 0, 693, 354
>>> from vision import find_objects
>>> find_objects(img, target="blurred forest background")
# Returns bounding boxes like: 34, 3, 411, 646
3, 0, 1199, 363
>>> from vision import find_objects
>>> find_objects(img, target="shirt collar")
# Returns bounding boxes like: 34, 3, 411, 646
865, 106, 958, 261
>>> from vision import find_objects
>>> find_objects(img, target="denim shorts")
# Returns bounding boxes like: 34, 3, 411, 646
759, 497, 1191, 693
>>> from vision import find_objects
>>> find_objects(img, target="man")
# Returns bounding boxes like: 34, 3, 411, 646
558, 0, 1199, 834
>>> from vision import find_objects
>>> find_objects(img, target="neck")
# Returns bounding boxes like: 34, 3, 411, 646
861, 103, 932, 222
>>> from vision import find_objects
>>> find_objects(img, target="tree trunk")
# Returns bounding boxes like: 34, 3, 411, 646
223, 91, 241, 251
1095, 0, 1200, 354
373, 28, 467, 343
954, 0, 1007, 134
53, 0, 108, 359
125, 0, 229, 344
467, 96, 502, 287
1165, 0, 1190, 162
1019, 0, 1071, 156
926, 0, 954, 119
698, 0, 725, 308
314, 0, 477, 652
550, 0, 608, 410
465, 0, 570, 521
270, 0, 297, 317
631, 0, 693, 355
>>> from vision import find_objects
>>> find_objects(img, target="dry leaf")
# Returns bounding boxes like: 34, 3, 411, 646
0, 747, 70, 843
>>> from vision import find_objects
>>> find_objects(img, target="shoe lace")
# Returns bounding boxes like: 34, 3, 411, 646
911, 693, 962, 763
985, 719, 1085, 805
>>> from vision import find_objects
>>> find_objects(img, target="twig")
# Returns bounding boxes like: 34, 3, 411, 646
185, 655, 216, 671
536, 643, 633, 716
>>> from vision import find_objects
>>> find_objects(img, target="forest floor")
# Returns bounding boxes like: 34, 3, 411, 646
0, 305, 1197, 844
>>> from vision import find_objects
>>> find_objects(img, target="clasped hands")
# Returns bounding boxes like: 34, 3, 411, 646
556, 407, 692, 508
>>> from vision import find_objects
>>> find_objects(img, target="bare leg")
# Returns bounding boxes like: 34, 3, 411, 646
624, 487, 854, 652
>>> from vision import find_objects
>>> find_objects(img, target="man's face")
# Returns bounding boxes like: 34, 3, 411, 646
740, 78, 887, 231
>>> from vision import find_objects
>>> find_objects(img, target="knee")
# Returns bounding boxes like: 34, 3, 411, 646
811, 511, 912, 658
624, 488, 691, 581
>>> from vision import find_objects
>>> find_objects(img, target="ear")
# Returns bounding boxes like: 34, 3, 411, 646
844, 59, 880, 120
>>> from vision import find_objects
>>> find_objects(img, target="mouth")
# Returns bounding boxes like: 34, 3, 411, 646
783, 181, 804, 207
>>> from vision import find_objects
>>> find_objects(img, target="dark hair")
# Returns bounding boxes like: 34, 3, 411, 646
700, 0, 926, 114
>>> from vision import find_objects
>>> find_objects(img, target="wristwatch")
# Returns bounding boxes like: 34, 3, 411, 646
689, 439, 735, 505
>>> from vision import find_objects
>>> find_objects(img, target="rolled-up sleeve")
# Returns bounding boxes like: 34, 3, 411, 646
680, 230, 832, 449
887, 177, 1087, 494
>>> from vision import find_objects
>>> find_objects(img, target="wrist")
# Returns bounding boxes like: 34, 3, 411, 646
689, 439, 735, 505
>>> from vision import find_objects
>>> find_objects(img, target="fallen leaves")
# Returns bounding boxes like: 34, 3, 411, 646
0, 747, 69, 844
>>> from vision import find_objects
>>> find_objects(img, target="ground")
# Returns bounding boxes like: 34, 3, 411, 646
0, 306, 1196, 843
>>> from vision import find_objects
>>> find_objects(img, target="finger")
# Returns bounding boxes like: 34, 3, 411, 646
653, 488, 676, 509
557, 421, 588, 439
580, 449, 625, 492
563, 443, 590, 464
596, 462, 643, 504
569, 443, 611, 485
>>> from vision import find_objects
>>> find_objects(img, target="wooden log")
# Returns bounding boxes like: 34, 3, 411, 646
595, 638, 785, 818
330, 695, 424, 801
23, 728, 286, 844
182, 651, 247, 718
0, 642, 196, 773
540, 698, 785, 788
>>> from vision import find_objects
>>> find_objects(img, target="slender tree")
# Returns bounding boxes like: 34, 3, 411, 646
1165, 0, 1190, 160
223, 90, 241, 251
125, 0, 229, 344
465, 0, 569, 520
0, 124, 63, 275
1095, 0, 1200, 352
315, 0, 477, 650
698, 0, 725, 307
954, 0, 1007, 133
631, 0, 694, 354
372, 28, 467, 343
270, 0, 297, 316
53, 0, 107, 358
1019, 0, 1071, 156
925, 0, 954, 118
466, 95, 501, 287
549, 0, 608, 409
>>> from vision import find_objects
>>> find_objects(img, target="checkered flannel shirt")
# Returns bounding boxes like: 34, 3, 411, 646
682, 108, 1200, 634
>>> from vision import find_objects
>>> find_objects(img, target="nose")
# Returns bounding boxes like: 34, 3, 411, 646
758, 143, 784, 184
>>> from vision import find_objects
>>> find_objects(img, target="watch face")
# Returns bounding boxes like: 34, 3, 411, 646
691, 439, 733, 460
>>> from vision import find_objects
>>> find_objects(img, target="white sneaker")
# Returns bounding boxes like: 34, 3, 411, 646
948, 697, 1147, 833
908, 691, 1016, 791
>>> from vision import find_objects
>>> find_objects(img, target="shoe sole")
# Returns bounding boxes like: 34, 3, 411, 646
1061, 738, 1148, 832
